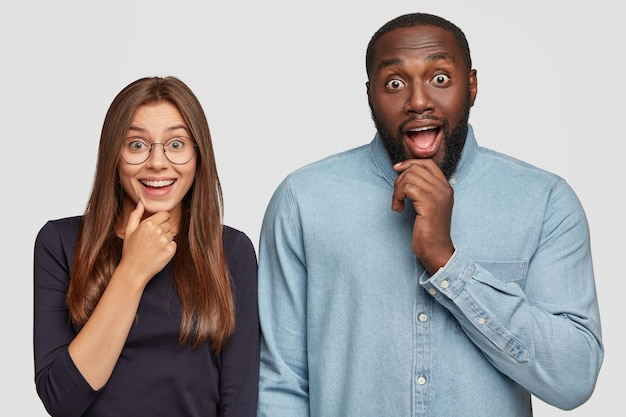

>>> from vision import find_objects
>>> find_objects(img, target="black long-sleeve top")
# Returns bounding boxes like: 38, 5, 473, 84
33, 216, 259, 417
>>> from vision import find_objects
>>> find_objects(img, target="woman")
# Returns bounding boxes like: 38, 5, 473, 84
33, 76, 259, 416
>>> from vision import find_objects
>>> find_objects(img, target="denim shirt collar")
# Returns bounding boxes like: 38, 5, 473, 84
370, 123, 478, 187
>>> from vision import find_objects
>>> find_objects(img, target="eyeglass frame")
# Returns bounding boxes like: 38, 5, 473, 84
120, 135, 198, 165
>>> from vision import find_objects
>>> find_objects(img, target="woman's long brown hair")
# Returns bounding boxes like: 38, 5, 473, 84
66, 77, 234, 352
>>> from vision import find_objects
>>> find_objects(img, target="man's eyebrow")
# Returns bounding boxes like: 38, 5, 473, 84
378, 58, 403, 72
424, 52, 454, 63
377, 52, 454, 72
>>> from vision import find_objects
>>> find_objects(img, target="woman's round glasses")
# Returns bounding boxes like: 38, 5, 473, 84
121, 136, 197, 165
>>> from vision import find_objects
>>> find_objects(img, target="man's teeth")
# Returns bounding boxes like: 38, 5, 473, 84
410, 126, 437, 132
141, 179, 175, 187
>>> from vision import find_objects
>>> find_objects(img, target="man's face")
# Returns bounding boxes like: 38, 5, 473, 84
367, 25, 477, 178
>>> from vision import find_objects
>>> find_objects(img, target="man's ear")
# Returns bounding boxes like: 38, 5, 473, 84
468, 69, 478, 107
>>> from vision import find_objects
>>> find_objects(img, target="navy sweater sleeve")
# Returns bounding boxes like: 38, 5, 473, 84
33, 217, 98, 416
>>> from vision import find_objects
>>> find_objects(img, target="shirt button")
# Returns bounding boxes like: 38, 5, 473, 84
418, 313, 428, 322
478, 317, 486, 325
428, 288, 437, 296
417, 375, 426, 385
441, 280, 449, 289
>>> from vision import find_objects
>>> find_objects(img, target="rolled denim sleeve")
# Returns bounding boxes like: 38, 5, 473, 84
419, 180, 603, 410
257, 177, 310, 417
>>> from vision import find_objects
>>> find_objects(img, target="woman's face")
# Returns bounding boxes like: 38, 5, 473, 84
117, 101, 197, 227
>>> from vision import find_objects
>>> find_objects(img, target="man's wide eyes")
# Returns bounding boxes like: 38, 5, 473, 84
431, 74, 450, 85
383, 74, 450, 90
385, 79, 406, 89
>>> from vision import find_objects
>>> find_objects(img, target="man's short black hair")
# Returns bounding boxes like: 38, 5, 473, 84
365, 13, 472, 78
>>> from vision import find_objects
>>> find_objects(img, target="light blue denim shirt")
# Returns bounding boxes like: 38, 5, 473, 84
257, 125, 603, 417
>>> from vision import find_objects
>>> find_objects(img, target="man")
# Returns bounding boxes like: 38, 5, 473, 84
257, 13, 603, 417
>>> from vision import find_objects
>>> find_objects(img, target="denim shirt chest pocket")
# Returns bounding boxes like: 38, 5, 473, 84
451, 259, 528, 336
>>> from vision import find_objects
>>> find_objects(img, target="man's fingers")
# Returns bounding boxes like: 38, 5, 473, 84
393, 159, 447, 182
391, 185, 407, 212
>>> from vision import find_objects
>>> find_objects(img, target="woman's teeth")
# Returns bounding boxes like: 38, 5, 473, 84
141, 179, 174, 187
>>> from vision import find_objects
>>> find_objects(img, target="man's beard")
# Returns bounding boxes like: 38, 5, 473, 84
371, 97, 471, 179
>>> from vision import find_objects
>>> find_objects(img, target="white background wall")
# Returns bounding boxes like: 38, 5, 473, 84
2, 1, 622, 415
